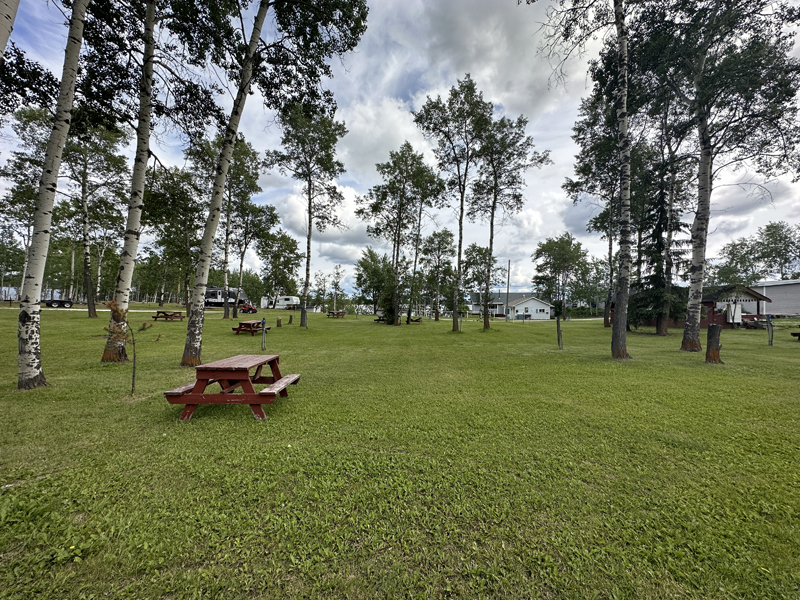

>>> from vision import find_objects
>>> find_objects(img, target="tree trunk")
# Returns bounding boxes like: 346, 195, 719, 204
158, 260, 167, 307
705, 324, 723, 364
182, 0, 270, 366
68, 244, 75, 299
681, 107, 712, 352
483, 199, 497, 331
301, 178, 312, 328
95, 240, 106, 299
435, 274, 440, 321
0, 0, 20, 57
81, 162, 98, 318
233, 253, 245, 319
611, 0, 632, 360
102, 0, 155, 363
657, 151, 678, 336
18, 0, 88, 389
223, 191, 231, 319
556, 315, 563, 350
453, 188, 465, 332
406, 200, 425, 325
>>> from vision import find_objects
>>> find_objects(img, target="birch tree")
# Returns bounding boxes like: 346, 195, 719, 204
414, 75, 492, 333
182, 0, 367, 363
638, 0, 800, 351
420, 229, 455, 322
471, 114, 549, 330
522, 0, 634, 359
264, 105, 348, 329
95, 0, 233, 361
17, 0, 90, 389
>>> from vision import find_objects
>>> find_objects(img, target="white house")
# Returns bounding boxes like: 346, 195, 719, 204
753, 280, 800, 316
507, 296, 553, 320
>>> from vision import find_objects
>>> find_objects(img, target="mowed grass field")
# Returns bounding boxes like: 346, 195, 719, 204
0, 308, 798, 599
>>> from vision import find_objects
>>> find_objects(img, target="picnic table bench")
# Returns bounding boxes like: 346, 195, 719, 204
152, 310, 184, 321
232, 320, 269, 336
791, 332, 800, 341
409, 316, 422, 323
164, 354, 300, 421
327, 311, 345, 318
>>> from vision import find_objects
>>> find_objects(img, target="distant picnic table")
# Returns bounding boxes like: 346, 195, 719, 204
164, 354, 300, 421
232, 320, 268, 336
327, 311, 345, 318
152, 310, 184, 322
374, 315, 386, 323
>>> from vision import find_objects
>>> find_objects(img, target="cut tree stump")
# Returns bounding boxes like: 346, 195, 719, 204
277, 318, 282, 328
705, 325, 723, 364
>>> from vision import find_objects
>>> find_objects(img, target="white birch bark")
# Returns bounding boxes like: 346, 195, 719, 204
181, 0, 270, 366
0, 0, 20, 55
18, 0, 89, 389
102, 0, 155, 362
610, 0, 632, 359
681, 109, 712, 351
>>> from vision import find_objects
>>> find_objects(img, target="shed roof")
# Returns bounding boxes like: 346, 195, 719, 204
702, 285, 771, 303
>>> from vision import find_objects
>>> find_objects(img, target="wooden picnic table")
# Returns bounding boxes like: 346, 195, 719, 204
327, 310, 345, 318
152, 310, 184, 321
374, 315, 386, 323
232, 320, 269, 336
164, 354, 300, 421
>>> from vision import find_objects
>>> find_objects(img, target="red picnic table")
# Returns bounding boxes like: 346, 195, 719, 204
164, 354, 299, 421
232, 319, 269, 335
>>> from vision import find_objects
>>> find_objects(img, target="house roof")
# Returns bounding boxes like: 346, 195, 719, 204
702, 285, 771, 303
754, 279, 800, 288
507, 296, 553, 308
468, 292, 548, 305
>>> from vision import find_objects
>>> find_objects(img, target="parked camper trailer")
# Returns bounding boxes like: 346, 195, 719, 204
204, 287, 249, 307
261, 295, 300, 309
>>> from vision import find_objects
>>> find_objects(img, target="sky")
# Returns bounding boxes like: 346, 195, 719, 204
5, 0, 800, 296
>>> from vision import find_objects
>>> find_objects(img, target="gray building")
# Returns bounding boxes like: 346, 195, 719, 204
753, 280, 800, 316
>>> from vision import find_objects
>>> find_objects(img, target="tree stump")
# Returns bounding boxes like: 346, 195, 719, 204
277, 318, 282, 328
705, 325, 723, 364
288, 314, 293, 325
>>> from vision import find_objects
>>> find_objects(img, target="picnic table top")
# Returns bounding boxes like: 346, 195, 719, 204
197, 354, 278, 371
237, 319, 262, 325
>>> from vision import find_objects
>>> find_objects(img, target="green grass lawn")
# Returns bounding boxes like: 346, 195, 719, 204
1, 308, 798, 599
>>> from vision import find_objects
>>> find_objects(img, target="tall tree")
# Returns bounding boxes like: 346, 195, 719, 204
414, 74, 493, 332
61, 117, 129, 318
420, 229, 455, 321
230, 202, 279, 317
757, 221, 799, 280
356, 142, 442, 326
639, 0, 800, 351
532, 232, 588, 347
518, 0, 631, 359
17, 0, 90, 389
97, 0, 236, 362
265, 104, 348, 329
523, 0, 635, 359
470, 114, 550, 330
257, 230, 303, 304
354, 247, 392, 315
182, 0, 368, 364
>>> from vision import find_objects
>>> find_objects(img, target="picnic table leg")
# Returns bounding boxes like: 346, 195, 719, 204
249, 404, 267, 420
180, 404, 198, 421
